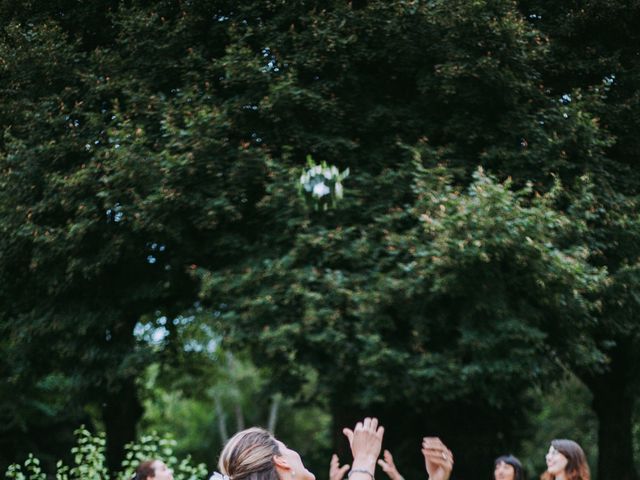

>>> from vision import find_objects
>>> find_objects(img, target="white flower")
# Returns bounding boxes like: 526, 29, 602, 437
335, 181, 343, 199
312, 182, 330, 198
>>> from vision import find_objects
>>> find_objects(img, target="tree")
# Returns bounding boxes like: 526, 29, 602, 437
0, 1, 266, 470
187, 0, 613, 477
2, 0, 636, 476
515, 2, 640, 478
201, 165, 604, 478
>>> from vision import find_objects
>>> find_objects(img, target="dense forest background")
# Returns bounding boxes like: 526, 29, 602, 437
1, 1, 640, 479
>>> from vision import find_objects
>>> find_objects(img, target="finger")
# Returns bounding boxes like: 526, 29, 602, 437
376, 425, 385, 439
383, 450, 392, 462
370, 417, 378, 431
422, 442, 442, 450
378, 460, 389, 471
422, 437, 445, 448
363, 417, 371, 429
331, 454, 339, 467
422, 436, 443, 442
425, 457, 448, 469
421, 447, 445, 455
339, 464, 350, 475
422, 448, 449, 459
355, 421, 364, 432
343, 428, 354, 444
422, 449, 454, 466
429, 456, 453, 468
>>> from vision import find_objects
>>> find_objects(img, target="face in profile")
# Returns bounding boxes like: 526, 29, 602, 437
150, 460, 174, 480
545, 445, 569, 476
494, 460, 516, 480
275, 440, 316, 480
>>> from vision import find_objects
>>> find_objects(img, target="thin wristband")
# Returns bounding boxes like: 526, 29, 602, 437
348, 469, 374, 480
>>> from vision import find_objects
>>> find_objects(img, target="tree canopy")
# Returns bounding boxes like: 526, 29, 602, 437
1, 1, 639, 478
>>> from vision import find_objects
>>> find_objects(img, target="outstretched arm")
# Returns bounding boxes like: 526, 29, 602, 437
377, 450, 404, 480
421, 437, 453, 480
330, 454, 350, 480
343, 417, 385, 480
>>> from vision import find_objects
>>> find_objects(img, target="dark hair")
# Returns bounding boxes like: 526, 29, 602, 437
540, 439, 590, 480
495, 454, 526, 480
134, 460, 156, 480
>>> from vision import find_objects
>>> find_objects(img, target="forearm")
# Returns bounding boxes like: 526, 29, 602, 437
350, 455, 378, 480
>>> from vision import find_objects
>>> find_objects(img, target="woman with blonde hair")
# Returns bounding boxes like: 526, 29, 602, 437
541, 439, 590, 480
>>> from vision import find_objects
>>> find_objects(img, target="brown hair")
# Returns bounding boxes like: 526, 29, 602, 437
218, 428, 281, 480
134, 460, 157, 480
540, 439, 590, 480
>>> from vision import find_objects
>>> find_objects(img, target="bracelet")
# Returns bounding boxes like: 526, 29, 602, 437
348, 469, 374, 480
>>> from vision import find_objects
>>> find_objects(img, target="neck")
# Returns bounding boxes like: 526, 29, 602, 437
555, 474, 567, 480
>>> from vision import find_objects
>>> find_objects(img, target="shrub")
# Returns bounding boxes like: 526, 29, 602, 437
5, 427, 208, 480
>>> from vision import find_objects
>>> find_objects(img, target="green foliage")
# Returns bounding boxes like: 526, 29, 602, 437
4, 427, 207, 480
5, 455, 46, 480
2, 0, 640, 477
119, 432, 207, 480
137, 343, 332, 473
200, 163, 604, 478
204, 164, 599, 396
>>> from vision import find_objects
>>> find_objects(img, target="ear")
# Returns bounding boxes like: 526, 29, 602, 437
273, 455, 292, 472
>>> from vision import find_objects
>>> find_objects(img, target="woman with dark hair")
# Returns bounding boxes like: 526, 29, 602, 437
541, 439, 590, 480
133, 459, 174, 480
494, 454, 525, 480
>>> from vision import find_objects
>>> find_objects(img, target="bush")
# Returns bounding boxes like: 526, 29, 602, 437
5, 426, 208, 480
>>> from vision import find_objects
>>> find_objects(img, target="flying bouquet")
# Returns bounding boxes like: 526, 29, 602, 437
299, 155, 349, 210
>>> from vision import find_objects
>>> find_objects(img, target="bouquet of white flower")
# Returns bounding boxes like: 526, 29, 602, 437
299, 155, 349, 211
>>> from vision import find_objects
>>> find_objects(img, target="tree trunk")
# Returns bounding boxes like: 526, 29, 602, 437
215, 394, 229, 444
582, 341, 638, 480
267, 393, 281, 434
103, 374, 143, 474
591, 377, 638, 480
235, 404, 245, 432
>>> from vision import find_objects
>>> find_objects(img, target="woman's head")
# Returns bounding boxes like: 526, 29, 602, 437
494, 454, 525, 480
543, 440, 590, 480
133, 460, 173, 480
218, 427, 315, 480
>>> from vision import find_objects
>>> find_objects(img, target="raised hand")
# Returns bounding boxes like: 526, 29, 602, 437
421, 437, 453, 480
330, 454, 350, 480
342, 417, 385, 478
377, 450, 404, 480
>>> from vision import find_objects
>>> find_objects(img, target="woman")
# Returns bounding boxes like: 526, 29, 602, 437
541, 439, 590, 480
220, 418, 453, 480
494, 454, 525, 480
133, 459, 174, 480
